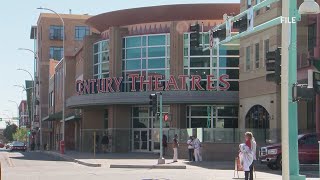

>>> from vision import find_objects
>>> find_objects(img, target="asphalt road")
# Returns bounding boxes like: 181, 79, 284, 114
0, 149, 317, 180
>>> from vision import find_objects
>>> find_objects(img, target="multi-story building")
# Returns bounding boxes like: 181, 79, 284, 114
238, 0, 317, 142
63, 4, 240, 160
32, 13, 93, 150
19, 100, 29, 128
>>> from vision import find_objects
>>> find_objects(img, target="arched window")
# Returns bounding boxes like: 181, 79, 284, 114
245, 105, 270, 129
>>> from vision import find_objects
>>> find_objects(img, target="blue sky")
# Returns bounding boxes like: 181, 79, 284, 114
0, 0, 239, 128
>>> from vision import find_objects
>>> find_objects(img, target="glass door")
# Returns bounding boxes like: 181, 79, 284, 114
133, 129, 149, 152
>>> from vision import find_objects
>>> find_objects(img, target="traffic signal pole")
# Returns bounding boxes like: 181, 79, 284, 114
158, 92, 165, 164
281, 0, 305, 179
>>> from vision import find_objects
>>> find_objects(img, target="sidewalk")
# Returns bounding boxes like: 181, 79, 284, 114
41, 150, 187, 168
40, 150, 319, 178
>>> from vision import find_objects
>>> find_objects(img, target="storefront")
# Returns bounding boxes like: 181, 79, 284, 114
66, 4, 241, 157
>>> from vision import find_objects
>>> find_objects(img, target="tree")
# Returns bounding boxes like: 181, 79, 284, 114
13, 128, 28, 142
3, 122, 17, 142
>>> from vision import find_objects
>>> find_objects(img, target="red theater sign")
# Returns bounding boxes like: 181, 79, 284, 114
76, 74, 230, 95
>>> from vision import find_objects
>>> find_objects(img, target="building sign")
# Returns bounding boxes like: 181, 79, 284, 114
76, 74, 230, 95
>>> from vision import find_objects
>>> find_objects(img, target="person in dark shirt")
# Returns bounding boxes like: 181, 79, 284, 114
162, 134, 167, 156
101, 133, 109, 153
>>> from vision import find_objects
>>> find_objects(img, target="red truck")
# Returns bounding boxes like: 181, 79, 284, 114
259, 133, 319, 170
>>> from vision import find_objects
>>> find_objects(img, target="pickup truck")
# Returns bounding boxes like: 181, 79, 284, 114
259, 133, 319, 170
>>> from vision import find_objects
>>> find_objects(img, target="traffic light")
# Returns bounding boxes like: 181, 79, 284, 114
265, 48, 281, 84
149, 94, 158, 116
212, 26, 226, 41
190, 24, 200, 48
233, 16, 248, 33
163, 113, 169, 122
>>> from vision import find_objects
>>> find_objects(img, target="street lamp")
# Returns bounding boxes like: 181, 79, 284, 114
18, 48, 39, 149
8, 100, 19, 126
299, 0, 320, 14
37, 7, 66, 153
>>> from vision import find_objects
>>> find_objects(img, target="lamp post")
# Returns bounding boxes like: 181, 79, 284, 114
8, 100, 19, 127
37, 7, 66, 153
281, 0, 319, 179
18, 48, 39, 149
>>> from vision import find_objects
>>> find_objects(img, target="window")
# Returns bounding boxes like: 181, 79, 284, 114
264, 39, 269, 65
49, 25, 63, 40
93, 40, 110, 78
75, 26, 90, 40
247, 0, 252, 8
186, 105, 238, 128
255, 43, 260, 68
49, 91, 54, 107
122, 34, 170, 92
308, 24, 316, 53
265, 0, 271, 11
50, 47, 63, 60
256, 0, 260, 15
245, 105, 270, 128
246, 46, 251, 71
184, 33, 239, 91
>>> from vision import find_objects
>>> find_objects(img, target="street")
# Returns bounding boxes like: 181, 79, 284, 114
0, 149, 317, 180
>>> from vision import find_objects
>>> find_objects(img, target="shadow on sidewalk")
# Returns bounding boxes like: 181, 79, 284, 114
62, 151, 160, 160
9, 151, 68, 162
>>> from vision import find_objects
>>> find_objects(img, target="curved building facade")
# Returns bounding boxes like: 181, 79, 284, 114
66, 4, 240, 159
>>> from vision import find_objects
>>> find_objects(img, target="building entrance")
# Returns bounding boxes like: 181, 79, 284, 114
131, 106, 170, 152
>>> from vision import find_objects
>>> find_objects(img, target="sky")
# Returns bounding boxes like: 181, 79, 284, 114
0, 0, 239, 128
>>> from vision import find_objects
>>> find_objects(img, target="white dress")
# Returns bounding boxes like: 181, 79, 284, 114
239, 143, 254, 171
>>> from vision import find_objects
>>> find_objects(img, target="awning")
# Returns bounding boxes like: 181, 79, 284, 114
65, 115, 81, 122
42, 112, 62, 121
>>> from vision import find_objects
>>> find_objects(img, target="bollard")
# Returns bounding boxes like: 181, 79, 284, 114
93, 131, 96, 158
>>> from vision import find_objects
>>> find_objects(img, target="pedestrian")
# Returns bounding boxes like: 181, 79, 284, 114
172, 134, 179, 162
245, 132, 257, 180
193, 135, 202, 162
187, 136, 194, 161
239, 143, 254, 180
162, 134, 167, 156
101, 133, 109, 153
95, 134, 100, 153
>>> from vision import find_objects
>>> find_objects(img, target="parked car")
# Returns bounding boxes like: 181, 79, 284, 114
0, 142, 4, 148
259, 133, 319, 170
9, 141, 26, 152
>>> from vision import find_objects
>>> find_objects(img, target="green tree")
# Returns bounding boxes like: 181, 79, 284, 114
3, 122, 17, 142
13, 128, 28, 142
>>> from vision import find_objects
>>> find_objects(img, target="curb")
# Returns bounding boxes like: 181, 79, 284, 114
110, 164, 186, 169
40, 151, 101, 167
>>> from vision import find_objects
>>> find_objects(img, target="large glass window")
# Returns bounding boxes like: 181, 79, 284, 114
246, 46, 251, 71
49, 25, 64, 40
186, 105, 238, 128
50, 47, 63, 60
132, 106, 170, 128
255, 43, 260, 68
122, 34, 170, 92
93, 40, 110, 78
75, 26, 90, 40
184, 33, 239, 91
264, 39, 269, 66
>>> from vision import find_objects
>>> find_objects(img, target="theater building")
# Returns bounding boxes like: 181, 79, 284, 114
61, 4, 241, 159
